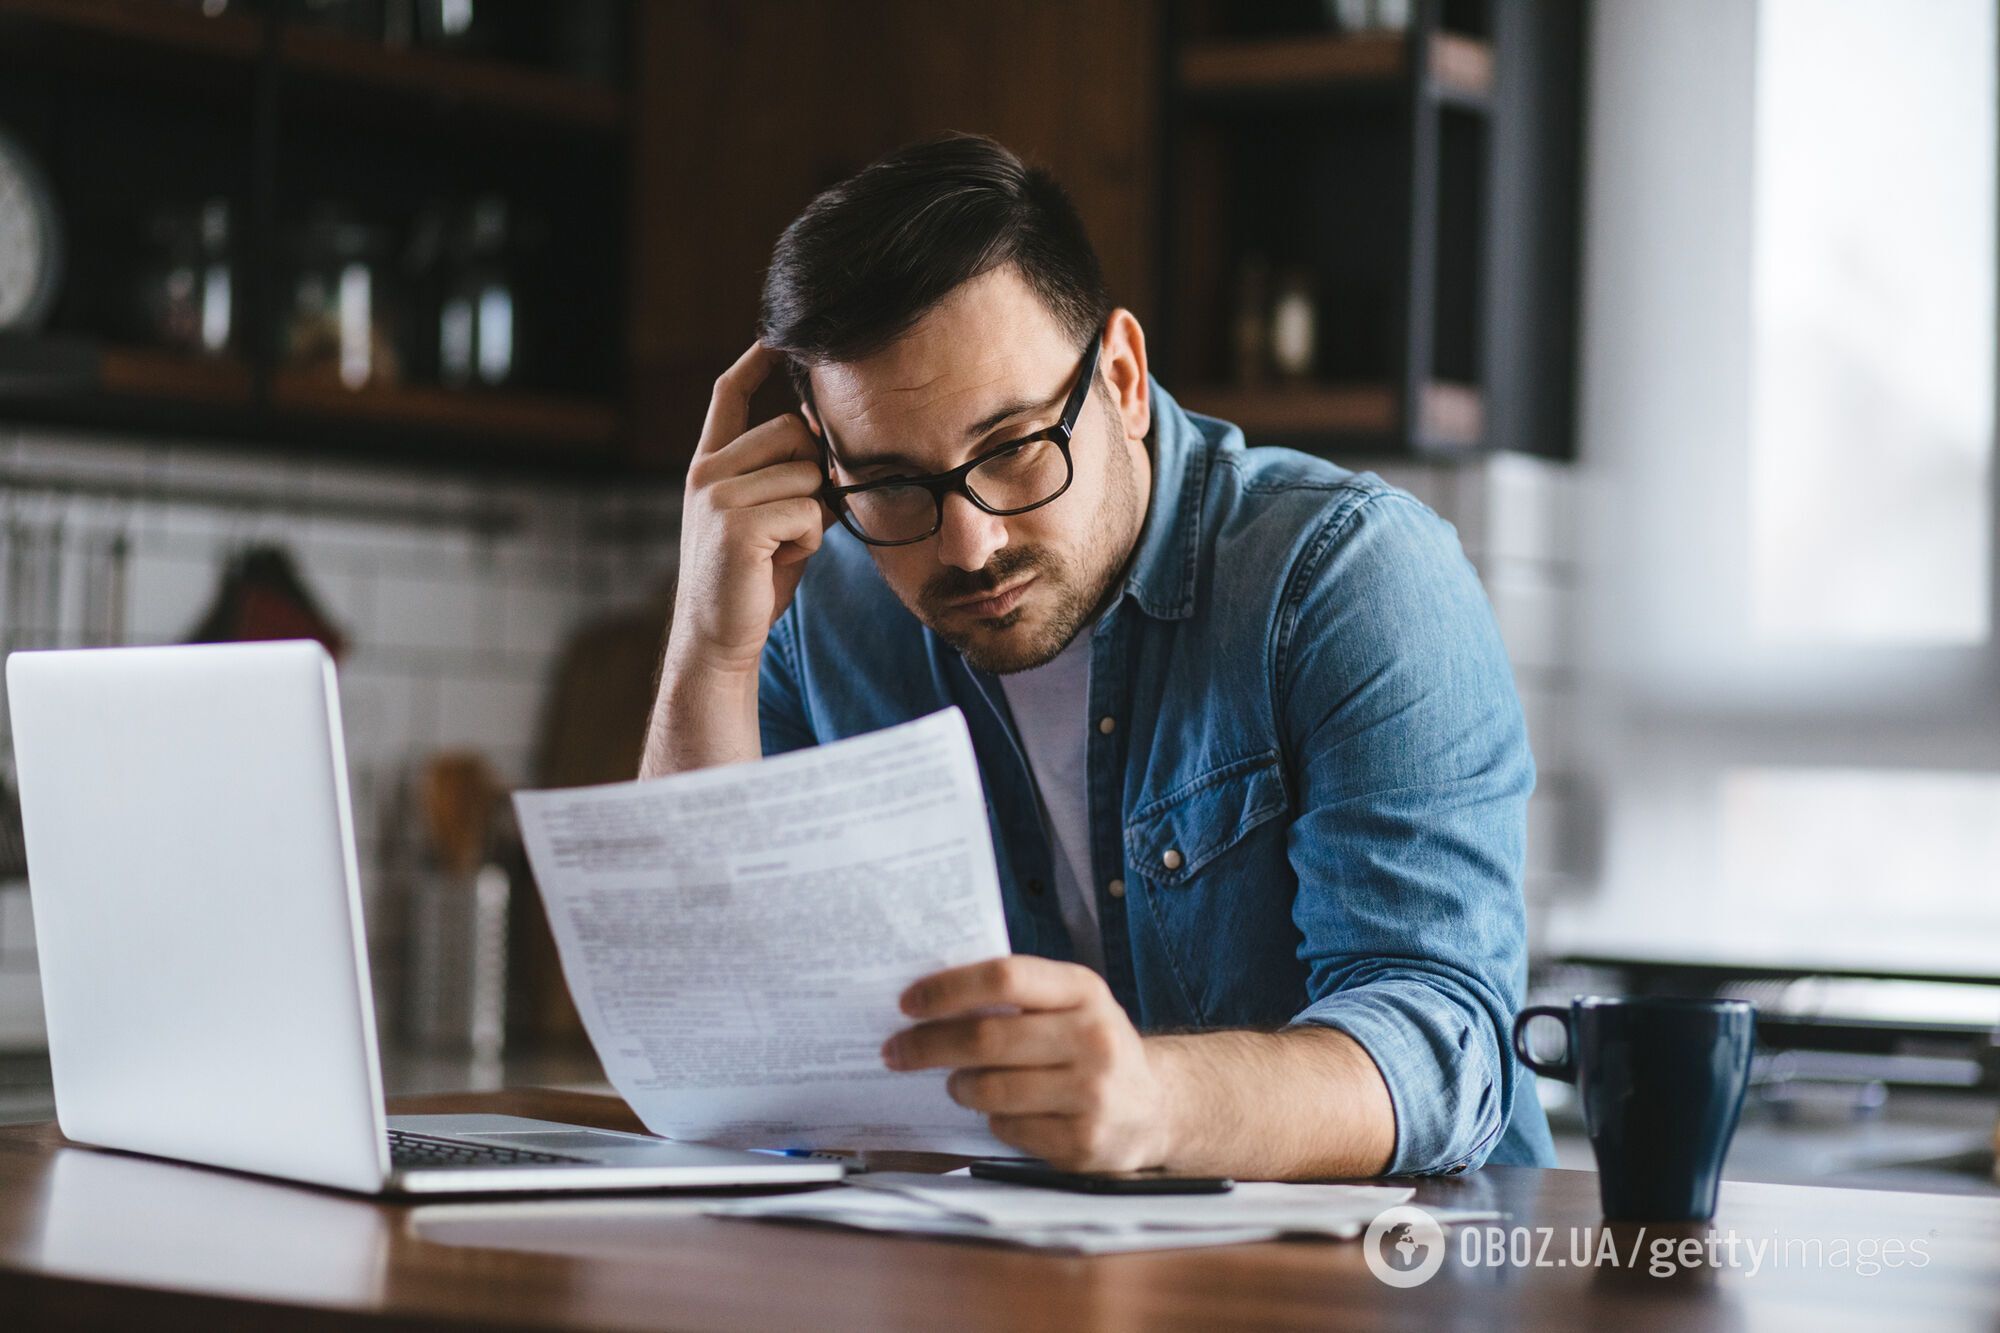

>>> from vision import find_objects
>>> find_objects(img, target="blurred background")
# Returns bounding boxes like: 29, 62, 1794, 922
0, 0, 1992, 1195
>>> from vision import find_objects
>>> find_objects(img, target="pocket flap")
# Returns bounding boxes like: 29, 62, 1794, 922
1122, 751, 1287, 886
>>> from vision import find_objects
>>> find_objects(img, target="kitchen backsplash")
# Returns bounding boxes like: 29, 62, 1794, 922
0, 424, 681, 1049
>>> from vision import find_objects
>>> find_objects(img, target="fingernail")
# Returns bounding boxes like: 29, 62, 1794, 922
881, 1039, 902, 1070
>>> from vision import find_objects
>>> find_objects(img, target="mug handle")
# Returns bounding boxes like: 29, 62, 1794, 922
1512, 1005, 1576, 1083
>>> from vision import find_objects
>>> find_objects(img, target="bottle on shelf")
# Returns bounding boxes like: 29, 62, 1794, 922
1231, 254, 1271, 387
438, 193, 517, 390
138, 196, 234, 358
285, 204, 402, 390
1268, 267, 1320, 381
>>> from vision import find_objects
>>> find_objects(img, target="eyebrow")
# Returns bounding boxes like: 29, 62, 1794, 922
829, 388, 1064, 474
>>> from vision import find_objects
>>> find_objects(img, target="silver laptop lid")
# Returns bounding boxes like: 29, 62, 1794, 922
8, 640, 390, 1192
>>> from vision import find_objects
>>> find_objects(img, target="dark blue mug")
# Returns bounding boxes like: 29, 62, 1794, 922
1513, 996, 1756, 1221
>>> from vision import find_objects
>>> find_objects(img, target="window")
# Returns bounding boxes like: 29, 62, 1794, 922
1750, 0, 1994, 646
1549, 0, 2000, 979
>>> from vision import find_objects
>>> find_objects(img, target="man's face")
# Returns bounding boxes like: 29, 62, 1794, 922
805, 266, 1151, 674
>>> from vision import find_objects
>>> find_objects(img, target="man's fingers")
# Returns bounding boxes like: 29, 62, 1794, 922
706, 411, 820, 476
707, 459, 825, 512
697, 341, 781, 457
883, 1010, 1080, 1072
900, 955, 1104, 1020
985, 1113, 1085, 1167
946, 1066, 1091, 1116
729, 495, 825, 555
771, 502, 831, 567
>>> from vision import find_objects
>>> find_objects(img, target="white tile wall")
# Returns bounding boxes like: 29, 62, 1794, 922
1483, 568, 1577, 677
0, 424, 681, 1049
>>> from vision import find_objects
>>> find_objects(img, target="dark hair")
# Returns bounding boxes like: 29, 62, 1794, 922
759, 133, 1112, 402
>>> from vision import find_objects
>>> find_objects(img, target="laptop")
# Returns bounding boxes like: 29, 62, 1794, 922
5, 639, 842, 1196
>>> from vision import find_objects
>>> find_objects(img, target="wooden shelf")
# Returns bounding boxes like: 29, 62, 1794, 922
1178, 30, 1493, 103
0, 333, 99, 394
0, 0, 623, 132
3, 339, 619, 453
1180, 380, 1483, 450
99, 346, 253, 405
269, 372, 622, 450
1183, 383, 1398, 436
280, 28, 624, 133
1, 339, 252, 404
0, 0, 260, 62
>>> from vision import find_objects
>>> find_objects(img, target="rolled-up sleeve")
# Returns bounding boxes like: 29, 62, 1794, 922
1277, 492, 1534, 1175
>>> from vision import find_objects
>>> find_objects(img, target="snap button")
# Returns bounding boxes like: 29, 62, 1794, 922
1106, 878, 1125, 899
1161, 849, 1183, 871
1097, 716, 1116, 735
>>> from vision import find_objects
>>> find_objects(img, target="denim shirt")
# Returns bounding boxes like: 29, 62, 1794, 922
758, 376, 1557, 1174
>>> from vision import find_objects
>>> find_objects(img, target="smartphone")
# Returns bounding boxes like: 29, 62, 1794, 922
969, 1159, 1234, 1195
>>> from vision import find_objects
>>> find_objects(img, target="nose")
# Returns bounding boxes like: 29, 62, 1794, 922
934, 491, 1008, 571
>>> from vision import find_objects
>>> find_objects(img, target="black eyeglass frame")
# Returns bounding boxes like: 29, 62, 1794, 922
806, 334, 1104, 548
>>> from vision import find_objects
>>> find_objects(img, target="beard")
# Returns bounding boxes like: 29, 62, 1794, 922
909, 387, 1142, 675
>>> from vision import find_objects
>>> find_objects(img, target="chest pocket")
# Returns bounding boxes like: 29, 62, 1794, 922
1123, 751, 1288, 886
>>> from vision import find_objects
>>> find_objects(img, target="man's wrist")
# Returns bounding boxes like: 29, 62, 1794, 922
642, 640, 765, 777
661, 629, 767, 688
1142, 1034, 1208, 1169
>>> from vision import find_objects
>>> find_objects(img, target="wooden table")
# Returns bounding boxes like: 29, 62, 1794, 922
3, 1088, 1997, 1330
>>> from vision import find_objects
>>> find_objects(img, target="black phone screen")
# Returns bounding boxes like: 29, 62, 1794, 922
968, 1159, 1235, 1194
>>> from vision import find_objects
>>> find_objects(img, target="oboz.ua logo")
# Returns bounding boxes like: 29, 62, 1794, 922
1364, 1205, 1447, 1288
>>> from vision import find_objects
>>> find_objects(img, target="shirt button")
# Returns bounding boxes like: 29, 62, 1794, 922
1106, 878, 1126, 899
1097, 716, 1116, 735
1026, 877, 1045, 897
1161, 849, 1183, 871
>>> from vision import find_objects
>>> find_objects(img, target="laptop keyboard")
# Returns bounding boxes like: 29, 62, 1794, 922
389, 1128, 588, 1170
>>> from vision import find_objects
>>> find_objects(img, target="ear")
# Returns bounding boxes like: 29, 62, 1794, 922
1100, 308, 1151, 443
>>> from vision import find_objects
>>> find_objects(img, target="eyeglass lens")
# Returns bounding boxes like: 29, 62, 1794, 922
842, 436, 1070, 543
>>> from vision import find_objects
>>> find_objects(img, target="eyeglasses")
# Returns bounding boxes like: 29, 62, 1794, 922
809, 335, 1103, 547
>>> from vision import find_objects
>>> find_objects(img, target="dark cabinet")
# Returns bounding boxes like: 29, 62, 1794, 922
0, 0, 629, 465
1161, 0, 1583, 458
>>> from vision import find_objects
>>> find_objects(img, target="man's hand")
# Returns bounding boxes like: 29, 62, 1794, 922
643, 342, 834, 778
883, 956, 1180, 1172
668, 340, 834, 678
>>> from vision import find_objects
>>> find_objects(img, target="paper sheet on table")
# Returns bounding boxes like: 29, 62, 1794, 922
513, 708, 1013, 1154
706, 1178, 1507, 1253
709, 1188, 1283, 1255
854, 1174, 1416, 1235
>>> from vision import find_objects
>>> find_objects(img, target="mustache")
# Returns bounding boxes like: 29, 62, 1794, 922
922, 547, 1050, 607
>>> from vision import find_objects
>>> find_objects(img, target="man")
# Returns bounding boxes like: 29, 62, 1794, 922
643, 133, 1556, 1179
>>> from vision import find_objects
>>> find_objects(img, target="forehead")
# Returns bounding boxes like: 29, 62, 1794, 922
809, 266, 1075, 465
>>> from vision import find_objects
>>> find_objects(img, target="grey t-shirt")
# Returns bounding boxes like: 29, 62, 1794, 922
997, 628, 1104, 975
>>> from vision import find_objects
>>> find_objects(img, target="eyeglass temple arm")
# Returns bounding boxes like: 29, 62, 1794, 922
1059, 333, 1104, 433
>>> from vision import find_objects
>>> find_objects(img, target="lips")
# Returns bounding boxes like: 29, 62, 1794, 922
951, 575, 1036, 619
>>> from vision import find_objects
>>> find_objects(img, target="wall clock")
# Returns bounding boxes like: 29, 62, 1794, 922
0, 126, 63, 333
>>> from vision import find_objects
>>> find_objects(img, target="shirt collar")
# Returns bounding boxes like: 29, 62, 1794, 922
1119, 375, 1206, 622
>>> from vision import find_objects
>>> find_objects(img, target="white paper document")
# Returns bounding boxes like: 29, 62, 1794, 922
849, 1174, 1417, 1234
707, 1186, 1282, 1255
513, 708, 1013, 1154
706, 1175, 1506, 1255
